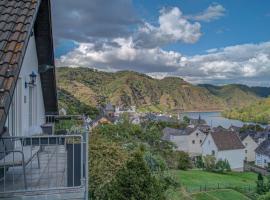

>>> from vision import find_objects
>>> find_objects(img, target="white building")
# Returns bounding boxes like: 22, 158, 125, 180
241, 135, 258, 162
162, 127, 206, 157
0, 1, 88, 199
202, 131, 245, 171
0, 1, 58, 138
255, 140, 270, 168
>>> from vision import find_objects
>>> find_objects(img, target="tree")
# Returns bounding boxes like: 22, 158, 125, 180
108, 152, 166, 200
176, 151, 191, 170
257, 173, 266, 195
196, 155, 204, 168
258, 192, 270, 200
203, 155, 216, 171
89, 135, 128, 199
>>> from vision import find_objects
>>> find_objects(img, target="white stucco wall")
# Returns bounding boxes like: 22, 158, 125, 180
217, 149, 245, 171
187, 129, 206, 155
6, 32, 45, 137
202, 134, 245, 171
242, 136, 258, 162
170, 135, 189, 152
256, 153, 270, 168
202, 134, 218, 156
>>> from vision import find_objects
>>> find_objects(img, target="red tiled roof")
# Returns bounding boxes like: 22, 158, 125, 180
211, 131, 245, 151
0, 0, 41, 132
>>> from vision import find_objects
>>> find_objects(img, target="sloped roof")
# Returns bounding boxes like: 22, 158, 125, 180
255, 139, 270, 156
210, 131, 245, 151
0, 0, 57, 133
162, 127, 197, 140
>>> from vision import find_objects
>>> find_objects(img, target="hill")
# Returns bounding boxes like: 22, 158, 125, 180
223, 98, 270, 124
56, 67, 269, 114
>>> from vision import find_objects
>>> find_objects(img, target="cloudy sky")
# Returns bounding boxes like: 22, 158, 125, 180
52, 0, 270, 86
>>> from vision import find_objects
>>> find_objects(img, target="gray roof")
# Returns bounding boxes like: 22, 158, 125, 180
162, 127, 197, 140
105, 103, 114, 111
255, 140, 270, 156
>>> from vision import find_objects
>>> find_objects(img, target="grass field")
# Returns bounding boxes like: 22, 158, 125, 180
171, 170, 258, 192
191, 189, 250, 200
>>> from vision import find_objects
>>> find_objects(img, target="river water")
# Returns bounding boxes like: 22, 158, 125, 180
181, 111, 266, 129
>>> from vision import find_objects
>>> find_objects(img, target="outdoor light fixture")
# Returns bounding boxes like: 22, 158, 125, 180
25, 71, 37, 88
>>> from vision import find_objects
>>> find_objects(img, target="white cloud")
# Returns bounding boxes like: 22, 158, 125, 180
134, 7, 202, 48
188, 3, 226, 22
57, 40, 270, 86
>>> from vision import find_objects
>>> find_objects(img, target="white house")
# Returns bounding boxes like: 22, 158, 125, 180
202, 131, 245, 171
162, 126, 207, 157
255, 140, 270, 168
0, 0, 58, 137
241, 135, 258, 162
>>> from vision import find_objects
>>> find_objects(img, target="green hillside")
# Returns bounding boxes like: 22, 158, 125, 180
223, 98, 270, 124
56, 67, 269, 114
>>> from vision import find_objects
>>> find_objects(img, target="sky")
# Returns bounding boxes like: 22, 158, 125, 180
52, 0, 270, 86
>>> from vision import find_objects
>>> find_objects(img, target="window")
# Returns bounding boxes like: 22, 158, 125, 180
245, 143, 248, 146
200, 140, 202, 144
211, 150, 215, 156
245, 157, 247, 161
245, 150, 248, 154
265, 159, 267, 164
192, 140, 195, 144
196, 133, 199, 137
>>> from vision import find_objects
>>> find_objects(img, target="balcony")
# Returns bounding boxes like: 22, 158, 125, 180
0, 115, 89, 200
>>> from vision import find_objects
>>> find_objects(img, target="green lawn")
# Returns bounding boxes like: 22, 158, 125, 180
191, 189, 250, 200
171, 170, 257, 192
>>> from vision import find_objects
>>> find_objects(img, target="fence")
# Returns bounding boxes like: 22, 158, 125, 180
183, 183, 256, 193
244, 162, 270, 176
0, 115, 89, 200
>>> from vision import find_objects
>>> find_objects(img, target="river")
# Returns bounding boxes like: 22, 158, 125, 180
181, 111, 266, 129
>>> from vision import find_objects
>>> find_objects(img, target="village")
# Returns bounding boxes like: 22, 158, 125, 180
86, 103, 270, 173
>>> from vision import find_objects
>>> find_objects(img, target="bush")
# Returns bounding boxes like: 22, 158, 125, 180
258, 192, 270, 200
196, 155, 204, 168
203, 155, 216, 171
214, 159, 231, 173
108, 152, 166, 200
176, 151, 191, 170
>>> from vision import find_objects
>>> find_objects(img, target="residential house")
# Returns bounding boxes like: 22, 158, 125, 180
0, 1, 88, 199
115, 105, 136, 117
162, 126, 207, 157
103, 103, 115, 118
240, 134, 258, 162
202, 131, 245, 171
255, 140, 270, 168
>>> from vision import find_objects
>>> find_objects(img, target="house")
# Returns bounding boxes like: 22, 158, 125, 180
255, 140, 270, 168
115, 105, 136, 117
202, 131, 245, 171
162, 126, 207, 157
240, 134, 258, 162
0, 1, 87, 199
103, 103, 115, 117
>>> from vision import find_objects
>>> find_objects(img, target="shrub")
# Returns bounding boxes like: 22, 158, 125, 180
258, 192, 270, 200
176, 151, 191, 170
203, 155, 216, 171
195, 155, 204, 168
108, 152, 166, 200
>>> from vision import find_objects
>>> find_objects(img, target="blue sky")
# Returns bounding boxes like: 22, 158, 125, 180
52, 0, 270, 86
133, 0, 270, 55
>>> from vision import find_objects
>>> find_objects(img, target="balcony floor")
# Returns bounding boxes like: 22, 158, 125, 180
0, 145, 85, 199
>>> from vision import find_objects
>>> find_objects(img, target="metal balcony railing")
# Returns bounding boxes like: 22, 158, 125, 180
0, 115, 89, 199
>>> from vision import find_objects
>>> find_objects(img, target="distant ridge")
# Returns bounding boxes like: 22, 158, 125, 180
56, 67, 269, 113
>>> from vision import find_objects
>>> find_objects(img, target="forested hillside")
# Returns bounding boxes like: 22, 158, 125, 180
56, 67, 269, 114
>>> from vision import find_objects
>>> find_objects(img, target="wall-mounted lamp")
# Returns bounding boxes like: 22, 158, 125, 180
25, 71, 37, 88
